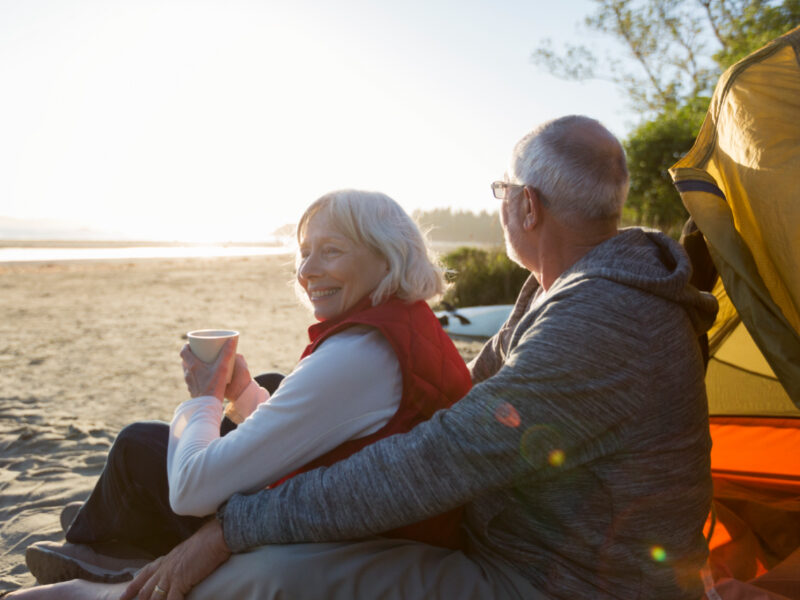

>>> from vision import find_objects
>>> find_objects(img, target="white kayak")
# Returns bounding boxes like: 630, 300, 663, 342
435, 305, 513, 341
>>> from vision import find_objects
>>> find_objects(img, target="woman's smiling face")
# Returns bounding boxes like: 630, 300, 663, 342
297, 210, 389, 321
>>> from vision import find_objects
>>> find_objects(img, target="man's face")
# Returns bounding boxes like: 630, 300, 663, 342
500, 182, 527, 268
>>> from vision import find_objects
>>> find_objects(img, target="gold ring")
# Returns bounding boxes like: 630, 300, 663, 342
154, 584, 168, 597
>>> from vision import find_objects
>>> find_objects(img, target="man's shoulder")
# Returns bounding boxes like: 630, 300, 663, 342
529, 274, 646, 319
510, 273, 693, 359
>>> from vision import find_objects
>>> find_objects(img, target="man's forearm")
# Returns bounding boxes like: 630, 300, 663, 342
219, 399, 515, 552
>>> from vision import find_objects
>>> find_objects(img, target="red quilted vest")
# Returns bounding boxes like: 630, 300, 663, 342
277, 295, 472, 550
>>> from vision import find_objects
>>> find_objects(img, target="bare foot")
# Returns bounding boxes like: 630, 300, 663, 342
5, 579, 127, 600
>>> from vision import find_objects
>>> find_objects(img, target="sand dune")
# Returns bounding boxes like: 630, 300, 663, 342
0, 255, 482, 594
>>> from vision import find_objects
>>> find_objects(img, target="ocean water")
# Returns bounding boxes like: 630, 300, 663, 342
0, 243, 293, 263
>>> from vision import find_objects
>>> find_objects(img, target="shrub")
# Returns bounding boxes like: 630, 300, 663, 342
437, 246, 528, 308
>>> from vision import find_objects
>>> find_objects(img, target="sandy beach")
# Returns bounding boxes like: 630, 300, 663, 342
0, 255, 483, 594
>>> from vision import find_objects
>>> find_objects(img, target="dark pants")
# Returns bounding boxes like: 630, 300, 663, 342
65, 373, 285, 557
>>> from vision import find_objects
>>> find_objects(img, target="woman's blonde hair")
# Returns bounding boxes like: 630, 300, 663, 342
296, 189, 445, 304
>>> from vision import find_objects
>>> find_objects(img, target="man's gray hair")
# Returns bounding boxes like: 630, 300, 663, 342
509, 115, 629, 221
296, 190, 445, 305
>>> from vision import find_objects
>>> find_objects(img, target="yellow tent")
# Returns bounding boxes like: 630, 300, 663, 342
671, 26, 800, 415
670, 26, 800, 598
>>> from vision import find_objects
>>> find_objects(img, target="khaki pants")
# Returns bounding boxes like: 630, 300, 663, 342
188, 538, 543, 600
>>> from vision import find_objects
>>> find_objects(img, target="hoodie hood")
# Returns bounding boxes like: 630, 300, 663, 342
553, 228, 719, 336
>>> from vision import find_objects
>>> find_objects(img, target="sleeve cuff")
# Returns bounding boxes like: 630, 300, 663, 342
224, 380, 268, 424
217, 494, 247, 552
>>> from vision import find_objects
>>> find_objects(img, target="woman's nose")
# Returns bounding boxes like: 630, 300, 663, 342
298, 253, 320, 279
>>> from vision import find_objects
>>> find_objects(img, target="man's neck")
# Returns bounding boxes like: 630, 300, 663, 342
532, 218, 619, 291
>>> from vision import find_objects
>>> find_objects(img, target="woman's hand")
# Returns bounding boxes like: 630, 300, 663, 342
225, 353, 252, 402
120, 519, 231, 600
180, 340, 237, 401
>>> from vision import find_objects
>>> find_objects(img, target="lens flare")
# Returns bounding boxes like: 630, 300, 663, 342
548, 449, 565, 467
650, 546, 667, 562
519, 424, 563, 467
494, 402, 521, 428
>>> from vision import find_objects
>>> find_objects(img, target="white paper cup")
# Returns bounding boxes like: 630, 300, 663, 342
187, 329, 239, 383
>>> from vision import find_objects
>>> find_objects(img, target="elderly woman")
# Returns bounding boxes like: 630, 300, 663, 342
15, 190, 470, 599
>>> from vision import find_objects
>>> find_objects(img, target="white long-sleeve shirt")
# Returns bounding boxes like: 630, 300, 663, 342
167, 326, 402, 516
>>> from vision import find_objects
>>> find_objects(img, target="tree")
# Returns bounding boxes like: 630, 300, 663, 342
412, 208, 503, 245
533, 0, 800, 234
437, 247, 528, 308
704, 0, 800, 67
534, 0, 800, 116
623, 97, 707, 235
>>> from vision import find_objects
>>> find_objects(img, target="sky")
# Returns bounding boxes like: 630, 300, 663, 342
0, 0, 632, 242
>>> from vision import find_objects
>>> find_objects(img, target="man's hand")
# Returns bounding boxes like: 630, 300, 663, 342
120, 519, 231, 600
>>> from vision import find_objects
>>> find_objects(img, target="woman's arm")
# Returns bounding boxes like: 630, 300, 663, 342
167, 327, 401, 516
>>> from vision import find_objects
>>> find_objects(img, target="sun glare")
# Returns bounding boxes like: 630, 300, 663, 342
0, 1, 626, 243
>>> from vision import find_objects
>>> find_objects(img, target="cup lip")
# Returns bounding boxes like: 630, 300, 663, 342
187, 329, 239, 339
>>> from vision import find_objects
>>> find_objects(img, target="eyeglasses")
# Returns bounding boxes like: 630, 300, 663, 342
491, 181, 524, 200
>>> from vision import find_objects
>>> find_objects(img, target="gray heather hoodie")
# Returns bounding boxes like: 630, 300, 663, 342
221, 228, 719, 600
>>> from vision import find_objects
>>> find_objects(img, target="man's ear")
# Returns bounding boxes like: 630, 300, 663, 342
522, 186, 542, 231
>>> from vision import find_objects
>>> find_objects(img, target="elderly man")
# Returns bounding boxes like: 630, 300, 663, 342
29, 115, 718, 600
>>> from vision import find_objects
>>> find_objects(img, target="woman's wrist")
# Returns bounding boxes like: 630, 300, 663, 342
224, 380, 266, 423
223, 401, 247, 424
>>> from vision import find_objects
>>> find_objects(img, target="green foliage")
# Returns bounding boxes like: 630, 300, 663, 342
413, 208, 503, 244
710, 0, 800, 66
533, 0, 800, 236
437, 246, 528, 308
533, 0, 800, 116
532, 0, 717, 114
624, 97, 707, 236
